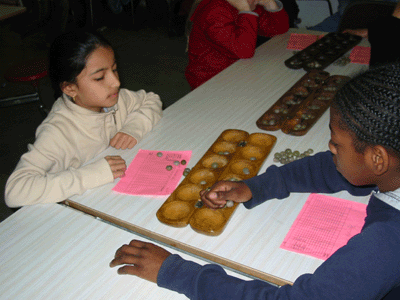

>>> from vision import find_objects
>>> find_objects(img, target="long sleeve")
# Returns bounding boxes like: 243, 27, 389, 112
5, 126, 113, 207
116, 89, 163, 143
243, 151, 375, 209
158, 196, 400, 299
255, 1, 290, 38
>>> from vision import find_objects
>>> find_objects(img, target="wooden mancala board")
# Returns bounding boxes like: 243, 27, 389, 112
156, 129, 276, 236
284, 32, 362, 71
256, 70, 350, 136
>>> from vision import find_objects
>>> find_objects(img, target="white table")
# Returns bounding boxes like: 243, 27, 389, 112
0, 204, 253, 299
66, 29, 369, 285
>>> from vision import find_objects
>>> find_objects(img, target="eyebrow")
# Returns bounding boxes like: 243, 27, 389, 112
89, 61, 117, 76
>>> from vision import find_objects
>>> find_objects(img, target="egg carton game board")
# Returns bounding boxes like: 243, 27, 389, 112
157, 129, 276, 236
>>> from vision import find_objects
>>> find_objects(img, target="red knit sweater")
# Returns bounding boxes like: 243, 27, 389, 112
185, 0, 289, 90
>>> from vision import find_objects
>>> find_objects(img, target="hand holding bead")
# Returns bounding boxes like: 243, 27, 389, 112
200, 181, 253, 209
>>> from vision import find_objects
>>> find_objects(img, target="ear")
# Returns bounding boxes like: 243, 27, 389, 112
60, 81, 77, 98
367, 145, 389, 176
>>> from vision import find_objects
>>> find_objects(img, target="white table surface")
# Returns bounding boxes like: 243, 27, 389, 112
66, 29, 370, 284
0, 204, 252, 299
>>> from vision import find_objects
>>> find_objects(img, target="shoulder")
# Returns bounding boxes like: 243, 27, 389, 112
35, 99, 81, 142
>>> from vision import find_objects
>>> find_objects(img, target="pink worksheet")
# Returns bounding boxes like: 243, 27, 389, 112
349, 46, 371, 65
280, 194, 367, 260
112, 150, 192, 196
286, 33, 319, 50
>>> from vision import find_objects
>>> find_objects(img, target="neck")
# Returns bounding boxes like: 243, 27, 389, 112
377, 174, 400, 193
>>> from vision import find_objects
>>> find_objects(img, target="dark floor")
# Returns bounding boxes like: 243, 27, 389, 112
0, 5, 190, 222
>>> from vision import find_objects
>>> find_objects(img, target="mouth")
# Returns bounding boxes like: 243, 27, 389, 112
109, 90, 119, 98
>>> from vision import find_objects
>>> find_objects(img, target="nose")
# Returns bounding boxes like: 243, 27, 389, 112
110, 71, 120, 88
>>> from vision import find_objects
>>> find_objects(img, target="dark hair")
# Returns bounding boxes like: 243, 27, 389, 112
332, 63, 400, 157
49, 30, 113, 98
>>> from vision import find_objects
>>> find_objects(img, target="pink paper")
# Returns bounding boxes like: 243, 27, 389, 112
349, 46, 371, 64
112, 149, 192, 196
280, 194, 367, 260
287, 33, 319, 50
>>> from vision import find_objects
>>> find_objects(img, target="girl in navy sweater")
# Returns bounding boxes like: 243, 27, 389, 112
110, 63, 400, 299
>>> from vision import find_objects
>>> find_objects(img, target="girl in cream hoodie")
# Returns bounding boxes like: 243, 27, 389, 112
5, 30, 162, 207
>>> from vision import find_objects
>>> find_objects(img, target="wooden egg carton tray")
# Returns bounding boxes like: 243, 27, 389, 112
156, 129, 277, 236
284, 32, 362, 71
256, 70, 350, 136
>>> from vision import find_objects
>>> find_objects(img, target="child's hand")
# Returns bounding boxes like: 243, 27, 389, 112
343, 29, 368, 38
105, 155, 126, 179
226, 0, 251, 12
256, 0, 279, 11
200, 181, 253, 209
110, 132, 137, 150
110, 240, 171, 283
393, 2, 400, 19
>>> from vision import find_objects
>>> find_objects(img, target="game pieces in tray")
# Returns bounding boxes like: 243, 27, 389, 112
285, 32, 362, 71
156, 129, 276, 236
256, 70, 350, 136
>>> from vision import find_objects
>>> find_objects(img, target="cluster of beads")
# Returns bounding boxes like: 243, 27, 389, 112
293, 123, 307, 131
273, 148, 314, 164
165, 159, 187, 171
217, 151, 230, 155
262, 119, 277, 126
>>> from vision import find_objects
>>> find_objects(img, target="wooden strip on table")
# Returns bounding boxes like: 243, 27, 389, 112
63, 199, 293, 287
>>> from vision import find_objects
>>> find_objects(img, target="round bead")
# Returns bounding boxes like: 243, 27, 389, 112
166, 165, 173, 171
181, 160, 187, 165
173, 161, 180, 166
157, 152, 163, 157
225, 200, 234, 208
211, 162, 219, 169
243, 167, 250, 175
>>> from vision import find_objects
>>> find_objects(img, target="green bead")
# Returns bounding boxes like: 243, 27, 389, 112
166, 165, 173, 171
211, 162, 219, 169
181, 160, 187, 165
243, 167, 250, 175
173, 161, 180, 166
274, 152, 281, 159
157, 152, 163, 157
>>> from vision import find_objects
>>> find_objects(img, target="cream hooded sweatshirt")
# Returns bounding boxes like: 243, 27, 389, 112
5, 88, 162, 207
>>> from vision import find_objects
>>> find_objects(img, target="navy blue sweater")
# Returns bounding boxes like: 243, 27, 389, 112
157, 151, 400, 299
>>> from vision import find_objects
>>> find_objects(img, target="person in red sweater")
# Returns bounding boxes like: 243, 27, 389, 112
185, 0, 289, 90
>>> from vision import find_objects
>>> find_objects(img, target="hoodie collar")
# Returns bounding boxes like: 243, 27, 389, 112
374, 187, 400, 211
62, 93, 118, 115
